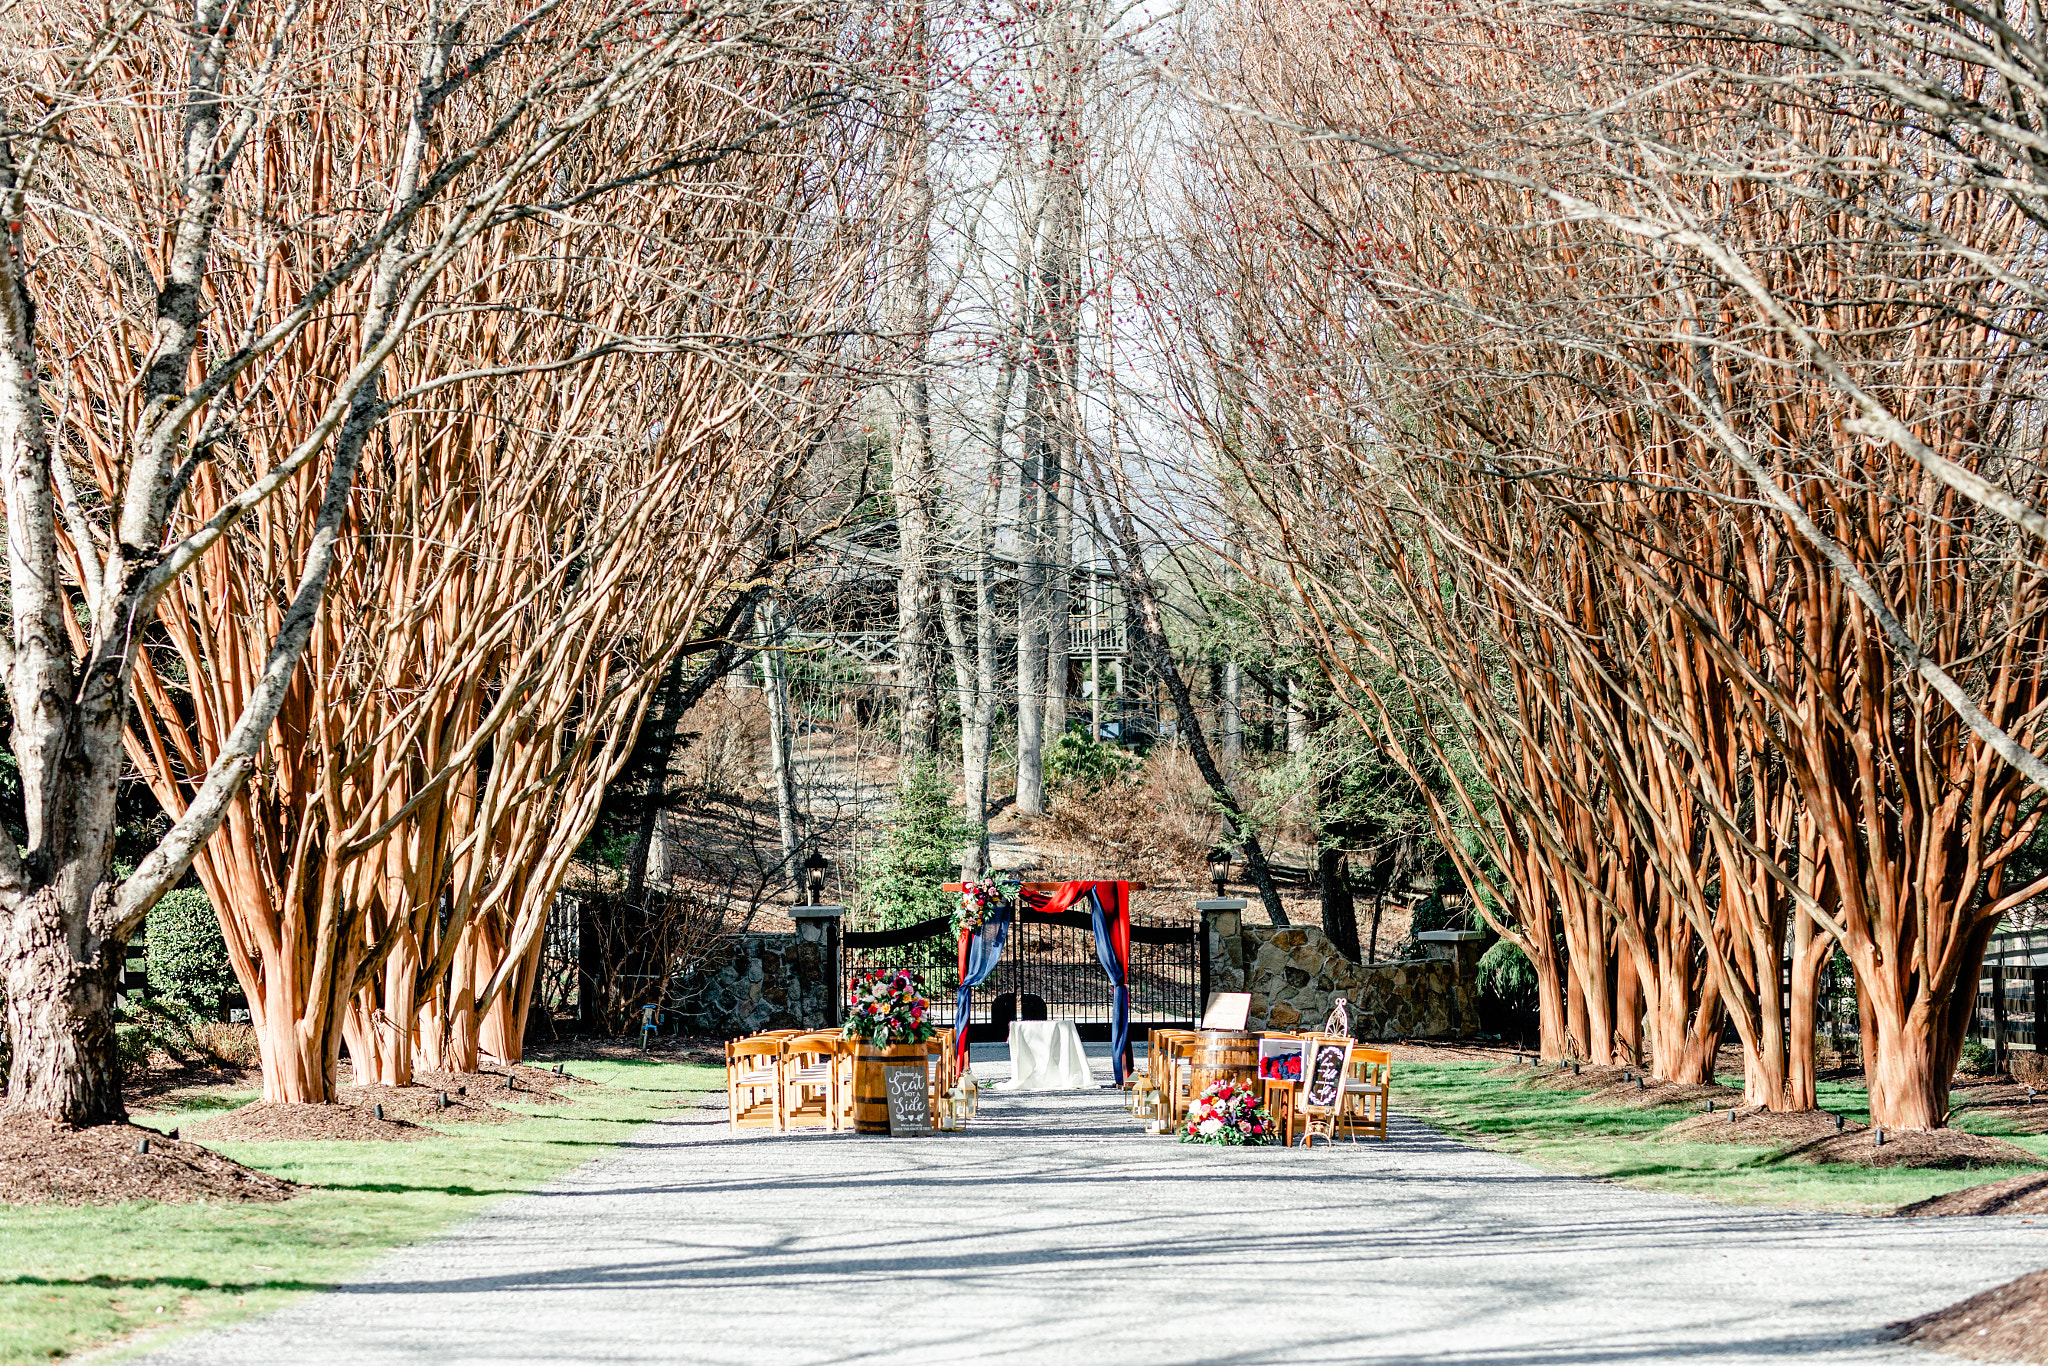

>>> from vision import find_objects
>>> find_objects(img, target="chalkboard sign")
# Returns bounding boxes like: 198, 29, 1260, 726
1299, 1037, 1352, 1114
883, 1061, 932, 1135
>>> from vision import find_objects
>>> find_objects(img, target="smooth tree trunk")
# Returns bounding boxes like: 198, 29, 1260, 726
888, 27, 939, 774
1015, 372, 1049, 817
759, 601, 802, 890
1221, 660, 1244, 762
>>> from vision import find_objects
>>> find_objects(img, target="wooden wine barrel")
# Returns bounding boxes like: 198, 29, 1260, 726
854, 1042, 929, 1135
1188, 1029, 1261, 1102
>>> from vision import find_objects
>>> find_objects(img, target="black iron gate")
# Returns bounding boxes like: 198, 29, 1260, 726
839, 910, 1199, 1043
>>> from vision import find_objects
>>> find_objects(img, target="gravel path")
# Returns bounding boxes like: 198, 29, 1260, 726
137, 1048, 2048, 1366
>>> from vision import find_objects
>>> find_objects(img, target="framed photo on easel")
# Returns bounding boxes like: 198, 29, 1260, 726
1298, 1034, 1353, 1146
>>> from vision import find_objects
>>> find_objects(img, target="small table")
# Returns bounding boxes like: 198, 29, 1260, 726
1263, 1078, 1298, 1147
998, 1020, 1094, 1090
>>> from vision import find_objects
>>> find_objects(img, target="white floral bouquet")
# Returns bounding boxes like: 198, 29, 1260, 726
1179, 1077, 1275, 1146
841, 969, 937, 1046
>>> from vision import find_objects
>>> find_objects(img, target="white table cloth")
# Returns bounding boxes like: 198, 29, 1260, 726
997, 1020, 1095, 1090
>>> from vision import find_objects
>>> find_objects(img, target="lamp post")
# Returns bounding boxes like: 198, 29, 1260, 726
1208, 847, 1232, 899
802, 850, 831, 907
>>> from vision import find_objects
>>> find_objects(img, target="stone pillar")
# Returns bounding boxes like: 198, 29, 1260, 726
1416, 929, 1487, 971
1198, 898, 1248, 1007
792, 904, 846, 1030
1417, 930, 1486, 1039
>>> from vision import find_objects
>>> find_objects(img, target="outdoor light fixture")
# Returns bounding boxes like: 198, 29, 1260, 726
803, 850, 831, 906
1208, 847, 1232, 898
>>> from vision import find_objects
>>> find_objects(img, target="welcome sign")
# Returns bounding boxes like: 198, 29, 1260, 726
1299, 1037, 1352, 1114
883, 1060, 932, 1135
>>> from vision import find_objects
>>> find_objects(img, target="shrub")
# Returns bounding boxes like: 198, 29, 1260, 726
1045, 728, 1140, 798
1043, 748, 1213, 884
145, 886, 237, 1017
1958, 1038, 1998, 1076
115, 998, 261, 1077
1474, 938, 1539, 1044
857, 756, 979, 930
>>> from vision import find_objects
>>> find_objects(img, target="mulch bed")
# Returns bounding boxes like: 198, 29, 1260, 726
1897, 1173, 2048, 1217
438, 1061, 594, 1104
1514, 1063, 1636, 1092
338, 1082, 514, 1125
1891, 1267, 2048, 1364
1662, 1107, 1865, 1147
1949, 1079, 2048, 1136
188, 1101, 434, 1143
124, 1061, 261, 1111
1767, 1126, 2045, 1170
1387, 1039, 1524, 1065
0, 1114, 295, 1205
1578, 1078, 1743, 1111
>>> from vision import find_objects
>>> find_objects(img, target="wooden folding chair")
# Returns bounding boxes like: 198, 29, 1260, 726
782, 1032, 845, 1131
1338, 1046, 1392, 1142
726, 1036, 785, 1133
922, 1029, 957, 1110
1167, 1034, 1202, 1126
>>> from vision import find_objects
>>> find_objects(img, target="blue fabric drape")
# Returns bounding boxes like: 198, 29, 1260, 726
953, 906, 1009, 1073
1087, 889, 1131, 1084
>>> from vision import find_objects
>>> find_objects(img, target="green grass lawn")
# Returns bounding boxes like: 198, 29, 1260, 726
0, 1059, 719, 1365
1395, 1061, 2048, 1215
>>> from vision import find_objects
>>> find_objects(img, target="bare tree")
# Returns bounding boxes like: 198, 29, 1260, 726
1, 0, 872, 1120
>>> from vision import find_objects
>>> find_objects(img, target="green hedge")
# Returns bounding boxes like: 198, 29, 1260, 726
145, 886, 237, 1017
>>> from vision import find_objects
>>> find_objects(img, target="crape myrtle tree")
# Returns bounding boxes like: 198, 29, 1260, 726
1164, 0, 2048, 1122
0, 0, 880, 1121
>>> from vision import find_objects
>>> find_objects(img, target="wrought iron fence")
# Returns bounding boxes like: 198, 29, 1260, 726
839, 910, 1199, 1041
841, 915, 960, 1023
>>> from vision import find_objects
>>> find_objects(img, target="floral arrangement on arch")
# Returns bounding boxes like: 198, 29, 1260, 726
954, 876, 1012, 937
1180, 1077, 1275, 1146
841, 969, 937, 1046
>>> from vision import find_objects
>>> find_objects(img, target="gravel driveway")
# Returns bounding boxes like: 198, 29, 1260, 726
135, 1047, 2048, 1366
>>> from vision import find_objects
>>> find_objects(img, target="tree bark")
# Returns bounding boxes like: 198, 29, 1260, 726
2, 907, 124, 1124
1221, 660, 1244, 762
759, 599, 802, 891
1015, 372, 1048, 818
1319, 849, 1360, 962
889, 29, 939, 774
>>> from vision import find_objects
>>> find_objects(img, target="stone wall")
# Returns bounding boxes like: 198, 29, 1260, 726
667, 932, 830, 1037
1208, 919, 1478, 1040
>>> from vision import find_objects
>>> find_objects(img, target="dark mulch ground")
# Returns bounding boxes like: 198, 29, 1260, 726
337, 1082, 514, 1125
1515, 1063, 1636, 1092
1950, 1078, 2048, 1135
440, 1060, 598, 1103
0, 1115, 295, 1205
1579, 1078, 1744, 1111
1898, 1173, 2048, 1217
1769, 1126, 2046, 1170
1662, 1107, 1865, 1147
1892, 1267, 2048, 1364
188, 1101, 433, 1143
1387, 1039, 1523, 1065
124, 1061, 261, 1110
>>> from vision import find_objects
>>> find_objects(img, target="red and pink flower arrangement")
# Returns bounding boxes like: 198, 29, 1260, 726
954, 877, 1009, 936
1179, 1078, 1274, 1146
841, 969, 937, 1046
